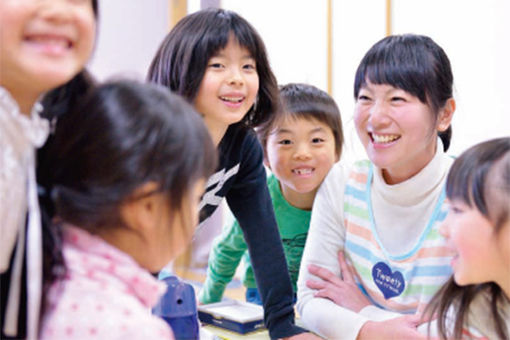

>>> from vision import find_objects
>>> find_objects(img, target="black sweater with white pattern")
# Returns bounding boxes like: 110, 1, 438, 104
199, 123, 304, 339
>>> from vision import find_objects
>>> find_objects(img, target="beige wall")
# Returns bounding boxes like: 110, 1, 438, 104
392, 0, 510, 156
88, 0, 169, 81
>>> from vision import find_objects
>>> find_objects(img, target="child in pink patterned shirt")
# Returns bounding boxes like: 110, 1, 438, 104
39, 80, 216, 339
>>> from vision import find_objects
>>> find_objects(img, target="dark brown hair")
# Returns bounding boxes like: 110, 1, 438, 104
257, 83, 344, 159
38, 80, 217, 324
49, 81, 216, 229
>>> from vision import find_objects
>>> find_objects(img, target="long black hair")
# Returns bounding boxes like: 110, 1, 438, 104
38, 78, 217, 320
354, 34, 454, 151
425, 137, 510, 340
147, 8, 279, 128
49, 80, 216, 229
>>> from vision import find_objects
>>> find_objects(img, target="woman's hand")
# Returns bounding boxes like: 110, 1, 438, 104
306, 251, 371, 312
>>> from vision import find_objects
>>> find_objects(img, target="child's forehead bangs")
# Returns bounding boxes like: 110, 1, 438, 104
446, 153, 491, 217
232, 27, 258, 60
205, 14, 257, 61
446, 161, 475, 207
201, 23, 229, 60
283, 102, 336, 125
447, 138, 510, 220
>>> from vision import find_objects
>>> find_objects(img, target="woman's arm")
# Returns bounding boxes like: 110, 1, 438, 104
297, 163, 426, 339
305, 251, 401, 321
297, 163, 371, 339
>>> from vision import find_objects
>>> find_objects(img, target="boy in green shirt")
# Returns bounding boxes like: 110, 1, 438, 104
199, 83, 344, 305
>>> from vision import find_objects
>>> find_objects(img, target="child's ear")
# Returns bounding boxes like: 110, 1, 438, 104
120, 182, 161, 234
437, 98, 456, 132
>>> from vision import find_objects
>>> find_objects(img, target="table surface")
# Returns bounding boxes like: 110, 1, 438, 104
169, 266, 307, 340
201, 324, 270, 340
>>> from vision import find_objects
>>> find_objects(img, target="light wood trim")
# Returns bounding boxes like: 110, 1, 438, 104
385, 0, 392, 36
327, 0, 333, 95
169, 0, 188, 30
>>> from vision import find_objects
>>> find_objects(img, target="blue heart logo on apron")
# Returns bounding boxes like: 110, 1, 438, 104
372, 262, 405, 299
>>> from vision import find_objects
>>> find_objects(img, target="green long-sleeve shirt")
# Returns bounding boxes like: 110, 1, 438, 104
199, 174, 311, 304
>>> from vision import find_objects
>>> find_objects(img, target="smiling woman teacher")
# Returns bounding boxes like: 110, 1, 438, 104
296, 34, 456, 340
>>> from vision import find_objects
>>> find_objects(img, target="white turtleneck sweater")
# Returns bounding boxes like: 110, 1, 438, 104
371, 141, 451, 255
296, 140, 453, 340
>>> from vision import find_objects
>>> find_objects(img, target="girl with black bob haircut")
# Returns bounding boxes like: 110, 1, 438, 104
39, 80, 216, 338
148, 8, 314, 339
425, 137, 510, 340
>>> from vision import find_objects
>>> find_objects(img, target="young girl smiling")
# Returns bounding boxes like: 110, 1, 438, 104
0, 1, 97, 337
426, 137, 510, 340
148, 8, 316, 339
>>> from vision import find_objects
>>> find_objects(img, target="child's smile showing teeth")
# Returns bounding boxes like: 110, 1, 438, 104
292, 167, 314, 177
218, 92, 246, 108
24, 33, 74, 55
220, 95, 244, 103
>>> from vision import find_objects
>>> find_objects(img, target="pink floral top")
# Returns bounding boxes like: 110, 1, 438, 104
40, 225, 174, 339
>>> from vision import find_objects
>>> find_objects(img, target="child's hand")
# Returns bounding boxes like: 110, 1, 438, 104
306, 251, 371, 312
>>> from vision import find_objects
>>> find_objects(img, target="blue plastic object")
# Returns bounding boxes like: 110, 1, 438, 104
152, 276, 199, 340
